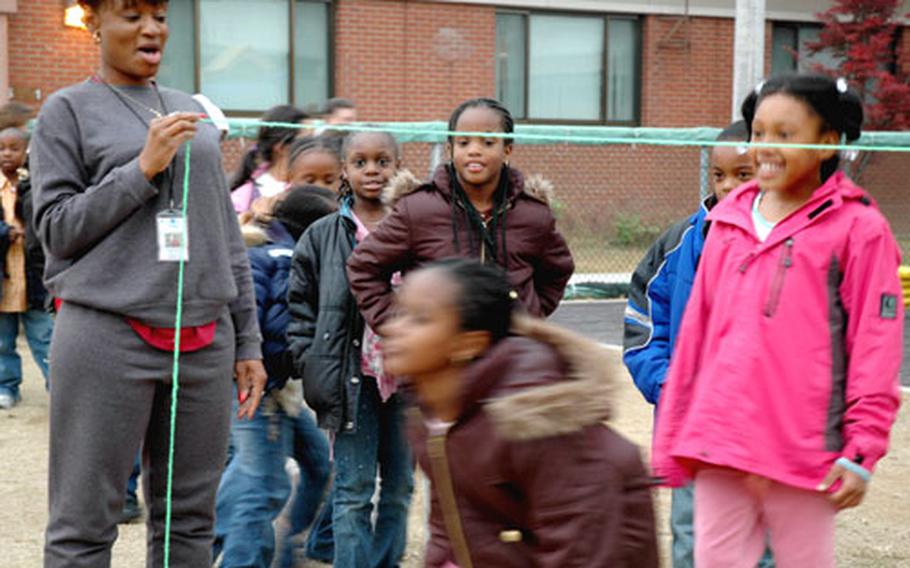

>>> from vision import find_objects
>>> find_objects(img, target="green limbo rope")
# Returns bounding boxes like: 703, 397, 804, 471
217, 118, 910, 153
163, 141, 192, 567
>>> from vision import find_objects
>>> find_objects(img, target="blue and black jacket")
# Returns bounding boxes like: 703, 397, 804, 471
622, 194, 717, 405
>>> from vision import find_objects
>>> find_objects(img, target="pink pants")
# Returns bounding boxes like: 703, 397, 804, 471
694, 468, 836, 568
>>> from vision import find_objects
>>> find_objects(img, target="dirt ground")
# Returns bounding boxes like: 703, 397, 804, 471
1, 340, 909, 567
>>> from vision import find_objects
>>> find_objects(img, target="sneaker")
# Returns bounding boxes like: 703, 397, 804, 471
118, 494, 143, 524
0, 392, 16, 410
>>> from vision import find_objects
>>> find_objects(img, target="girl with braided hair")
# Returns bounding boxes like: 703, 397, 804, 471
347, 98, 574, 331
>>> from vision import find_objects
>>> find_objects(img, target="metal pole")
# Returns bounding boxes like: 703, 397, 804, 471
699, 146, 711, 202
731, 0, 766, 120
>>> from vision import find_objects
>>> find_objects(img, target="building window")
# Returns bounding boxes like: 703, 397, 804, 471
771, 23, 841, 76
156, 0, 332, 113
496, 11, 640, 124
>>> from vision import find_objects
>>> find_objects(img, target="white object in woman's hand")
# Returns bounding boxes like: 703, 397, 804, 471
138, 112, 200, 180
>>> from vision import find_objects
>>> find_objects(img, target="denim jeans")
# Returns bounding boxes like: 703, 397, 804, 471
0, 309, 53, 398
214, 393, 293, 568
332, 379, 413, 568
674, 483, 775, 568
126, 455, 141, 500
279, 407, 334, 566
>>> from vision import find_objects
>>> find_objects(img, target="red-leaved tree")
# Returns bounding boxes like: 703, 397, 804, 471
806, 0, 910, 130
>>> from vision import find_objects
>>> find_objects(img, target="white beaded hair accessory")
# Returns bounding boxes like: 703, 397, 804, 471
754, 80, 766, 95
836, 77, 849, 94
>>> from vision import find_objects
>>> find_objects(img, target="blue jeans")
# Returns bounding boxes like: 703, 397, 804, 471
279, 407, 334, 566
126, 455, 141, 500
332, 380, 413, 568
214, 393, 293, 568
0, 309, 53, 398
673, 483, 775, 568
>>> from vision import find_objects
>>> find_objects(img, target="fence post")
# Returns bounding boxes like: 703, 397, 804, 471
429, 143, 445, 177
699, 145, 710, 203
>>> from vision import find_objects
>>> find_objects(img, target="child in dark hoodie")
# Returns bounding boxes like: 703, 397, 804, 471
214, 185, 336, 568
346, 98, 574, 329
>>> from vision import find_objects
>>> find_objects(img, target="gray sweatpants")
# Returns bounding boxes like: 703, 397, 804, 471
44, 302, 235, 568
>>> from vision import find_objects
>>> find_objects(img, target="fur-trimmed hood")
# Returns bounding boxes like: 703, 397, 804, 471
240, 219, 297, 249
241, 222, 270, 247
461, 315, 620, 442
383, 164, 555, 209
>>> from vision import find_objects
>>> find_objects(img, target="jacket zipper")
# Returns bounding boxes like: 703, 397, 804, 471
763, 238, 794, 317
340, 225, 360, 431
480, 219, 487, 264
427, 433, 474, 568
459, 196, 509, 266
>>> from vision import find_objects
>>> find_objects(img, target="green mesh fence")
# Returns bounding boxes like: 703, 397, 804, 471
221, 121, 910, 299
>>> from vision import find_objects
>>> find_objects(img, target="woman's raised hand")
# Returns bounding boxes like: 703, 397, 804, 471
138, 112, 200, 180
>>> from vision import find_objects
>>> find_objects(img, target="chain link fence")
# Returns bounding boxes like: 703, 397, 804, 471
222, 122, 910, 298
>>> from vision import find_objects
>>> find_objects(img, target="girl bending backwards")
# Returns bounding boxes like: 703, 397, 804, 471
383, 258, 658, 568
347, 98, 574, 329
288, 131, 414, 568
652, 73, 904, 568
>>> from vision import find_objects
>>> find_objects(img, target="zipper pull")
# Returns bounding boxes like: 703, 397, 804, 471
783, 238, 794, 268
738, 252, 755, 273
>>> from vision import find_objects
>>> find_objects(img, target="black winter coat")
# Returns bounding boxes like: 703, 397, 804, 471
19, 175, 50, 310
287, 200, 366, 433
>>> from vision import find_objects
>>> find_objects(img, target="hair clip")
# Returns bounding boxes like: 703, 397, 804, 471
736, 145, 749, 156
754, 80, 766, 95
836, 78, 848, 94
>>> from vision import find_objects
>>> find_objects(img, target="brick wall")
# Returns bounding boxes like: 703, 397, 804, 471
334, 0, 496, 121
7, 1, 908, 260
641, 15, 735, 127
8, 0, 96, 111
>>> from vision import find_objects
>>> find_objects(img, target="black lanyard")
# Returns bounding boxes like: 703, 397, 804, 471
96, 76, 181, 209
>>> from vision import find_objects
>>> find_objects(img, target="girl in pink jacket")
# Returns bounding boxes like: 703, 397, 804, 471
652, 74, 903, 568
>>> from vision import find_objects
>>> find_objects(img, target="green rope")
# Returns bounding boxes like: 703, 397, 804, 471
163, 141, 192, 567
215, 118, 910, 153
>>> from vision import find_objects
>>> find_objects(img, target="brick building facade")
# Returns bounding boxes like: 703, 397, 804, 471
2, 0, 909, 265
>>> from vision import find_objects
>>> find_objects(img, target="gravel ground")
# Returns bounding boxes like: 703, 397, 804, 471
2, 308, 909, 567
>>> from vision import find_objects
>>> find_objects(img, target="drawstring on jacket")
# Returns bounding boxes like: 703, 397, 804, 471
447, 163, 510, 271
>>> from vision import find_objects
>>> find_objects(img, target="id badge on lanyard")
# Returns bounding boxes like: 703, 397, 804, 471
157, 209, 189, 262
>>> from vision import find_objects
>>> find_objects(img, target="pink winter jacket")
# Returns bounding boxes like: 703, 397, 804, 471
652, 172, 903, 491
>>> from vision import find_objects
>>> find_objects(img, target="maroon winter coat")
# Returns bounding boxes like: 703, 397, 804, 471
409, 316, 659, 568
346, 165, 574, 329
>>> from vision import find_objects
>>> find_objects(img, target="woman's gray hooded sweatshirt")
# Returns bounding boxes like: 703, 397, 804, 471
30, 80, 261, 360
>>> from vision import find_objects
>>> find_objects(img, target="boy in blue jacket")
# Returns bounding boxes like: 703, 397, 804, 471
214, 185, 337, 568
623, 121, 772, 568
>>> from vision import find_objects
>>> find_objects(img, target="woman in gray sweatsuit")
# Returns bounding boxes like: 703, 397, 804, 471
30, 1, 267, 566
